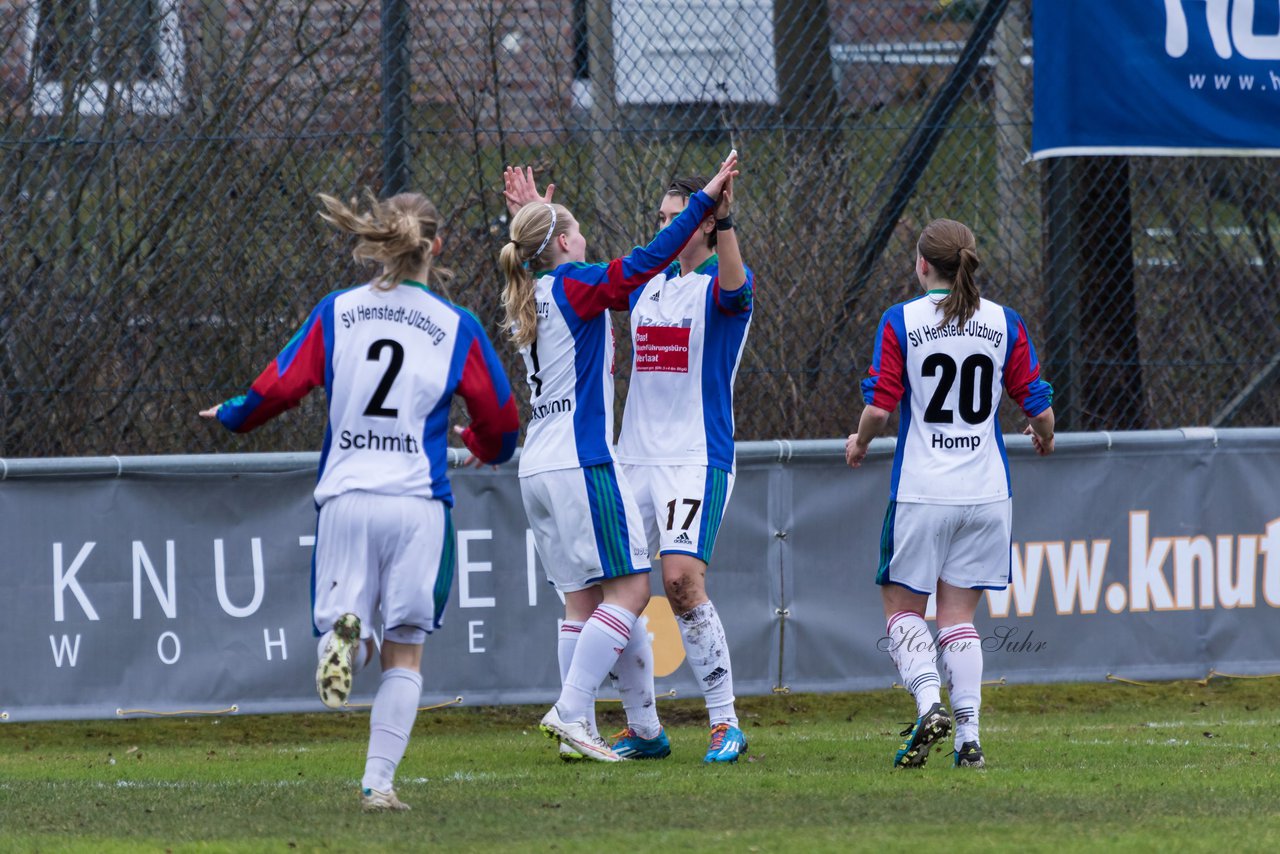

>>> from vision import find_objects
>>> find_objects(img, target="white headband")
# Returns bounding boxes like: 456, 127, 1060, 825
532, 204, 558, 261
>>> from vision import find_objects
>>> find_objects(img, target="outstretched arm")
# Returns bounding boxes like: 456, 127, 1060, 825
564, 152, 741, 319
200, 302, 328, 431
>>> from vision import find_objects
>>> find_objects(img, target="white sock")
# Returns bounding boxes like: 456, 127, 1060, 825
316, 630, 372, 673
558, 604, 635, 723
557, 620, 598, 737
939, 622, 983, 747
886, 611, 941, 717
677, 601, 738, 727
610, 615, 662, 739
361, 667, 422, 792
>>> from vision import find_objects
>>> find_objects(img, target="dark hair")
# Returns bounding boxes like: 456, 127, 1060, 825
665, 175, 715, 249
918, 218, 981, 328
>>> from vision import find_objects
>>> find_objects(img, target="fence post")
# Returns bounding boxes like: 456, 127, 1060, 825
381, 0, 411, 195
584, 0, 625, 250
1042, 157, 1146, 430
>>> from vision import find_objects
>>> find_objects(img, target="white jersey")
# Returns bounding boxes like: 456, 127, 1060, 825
217, 280, 519, 506
616, 256, 753, 471
862, 291, 1053, 505
515, 189, 719, 477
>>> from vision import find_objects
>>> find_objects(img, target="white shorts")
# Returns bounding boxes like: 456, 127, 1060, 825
624, 464, 734, 563
876, 499, 1012, 594
521, 463, 650, 593
313, 491, 454, 644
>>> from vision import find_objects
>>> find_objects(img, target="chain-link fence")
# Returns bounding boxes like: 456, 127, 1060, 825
2, 0, 1278, 457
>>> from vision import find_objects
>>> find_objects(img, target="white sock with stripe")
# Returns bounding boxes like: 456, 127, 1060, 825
886, 610, 942, 717
361, 667, 421, 792
557, 620, 598, 737
558, 604, 635, 723
939, 622, 983, 747
677, 601, 738, 728
610, 615, 662, 739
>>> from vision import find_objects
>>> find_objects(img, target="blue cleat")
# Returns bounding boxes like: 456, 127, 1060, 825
893, 702, 952, 768
704, 723, 748, 763
611, 727, 671, 759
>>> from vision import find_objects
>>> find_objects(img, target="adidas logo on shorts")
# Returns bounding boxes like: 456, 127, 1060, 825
649, 291, 661, 301
674, 532, 693, 545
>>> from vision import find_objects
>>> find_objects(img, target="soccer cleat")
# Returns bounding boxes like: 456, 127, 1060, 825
539, 706, 622, 762
703, 723, 748, 763
361, 787, 411, 812
611, 727, 671, 759
317, 613, 361, 709
954, 741, 986, 768
558, 742, 588, 762
893, 702, 952, 768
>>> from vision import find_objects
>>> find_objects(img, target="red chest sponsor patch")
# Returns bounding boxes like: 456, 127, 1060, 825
635, 325, 690, 372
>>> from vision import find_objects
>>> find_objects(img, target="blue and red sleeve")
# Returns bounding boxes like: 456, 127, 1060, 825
216, 300, 330, 432
860, 307, 907, 410
562, 190, 716, 319
455, 314, 520, 464
713, 265, 754, 316
1003, 308, 1053, 416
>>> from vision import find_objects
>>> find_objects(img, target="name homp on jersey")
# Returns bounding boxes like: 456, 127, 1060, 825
861, 293, 1052, 505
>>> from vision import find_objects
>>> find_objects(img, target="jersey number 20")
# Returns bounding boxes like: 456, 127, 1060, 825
922, 352, 994, 424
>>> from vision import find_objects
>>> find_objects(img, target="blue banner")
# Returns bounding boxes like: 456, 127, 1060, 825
1032, 0, 1280, 158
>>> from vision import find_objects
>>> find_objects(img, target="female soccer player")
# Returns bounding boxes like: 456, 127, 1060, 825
499, 154, 738, 762
613, 172, 753, 763
846, 218, 1054, 770
201, 191, 519, 809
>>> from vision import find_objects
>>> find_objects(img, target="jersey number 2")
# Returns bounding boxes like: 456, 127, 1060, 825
363, 339, 404, 417
922, 353, 994, 424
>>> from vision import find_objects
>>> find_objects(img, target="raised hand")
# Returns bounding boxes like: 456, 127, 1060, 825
199, 405, 221, 419
715, 174, 734, 219
503, 166, 555, 217
702, 150, 740, 201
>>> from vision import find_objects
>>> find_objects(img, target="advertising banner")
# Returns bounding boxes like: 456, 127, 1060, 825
2, 430, 1279, 722
1032, 1, 1280, 157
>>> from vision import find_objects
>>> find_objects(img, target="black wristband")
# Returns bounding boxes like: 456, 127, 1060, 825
715, 214, 735, 231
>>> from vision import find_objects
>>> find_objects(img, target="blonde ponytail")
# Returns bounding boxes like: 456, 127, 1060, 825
500, 241, 538, 349
500, 203, 572, 349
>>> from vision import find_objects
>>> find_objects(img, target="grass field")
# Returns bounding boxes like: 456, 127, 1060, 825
3, 679, 1279, 852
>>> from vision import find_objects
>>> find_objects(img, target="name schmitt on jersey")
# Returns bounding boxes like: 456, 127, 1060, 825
216, 281, 519, 507
861, 294, 1052, 505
